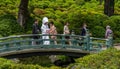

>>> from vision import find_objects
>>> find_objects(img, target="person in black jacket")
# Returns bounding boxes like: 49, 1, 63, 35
32, 19, 41, 44
81, 23, 87, 36
79, 23, 87, 46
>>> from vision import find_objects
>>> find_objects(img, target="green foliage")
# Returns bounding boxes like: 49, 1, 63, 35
57, 55, 70, 62
0, 14, 23, 36
0, 58, 13, 69
67, 48, 120, 69
0, 0, 120, 40
0, 0, 120, 68
67, 10, 108, 35
115, 0, 120, 14
0, 58, 51, 69
0, 57, 62, 69
19, 56, 52, 67
103, 16, 120, 39
0, 0, 19, 15
92, 26, 105, 37
75, 0, 85, 6
1, 48, 120, 69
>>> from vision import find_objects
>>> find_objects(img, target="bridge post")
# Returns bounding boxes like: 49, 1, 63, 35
71, 30, 77, 46
106, 33, 113, 48
4, 43, 9, 51
28, 39, 32, 45
89, 37, 93, 50
16, 41, 21, 50
85, 29, 90, 51
62, 34, 65, 48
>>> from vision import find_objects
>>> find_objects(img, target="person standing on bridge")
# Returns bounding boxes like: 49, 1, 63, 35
41, 17, 50, 45
32, 19, 41, 45
49, 21, 57, 44
79, 23, 88, 46
105, 25, 112, 38
63, 22, 71, 45
81, 23, 87, 36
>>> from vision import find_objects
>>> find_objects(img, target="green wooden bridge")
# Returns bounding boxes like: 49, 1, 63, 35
0, 33, 113, 58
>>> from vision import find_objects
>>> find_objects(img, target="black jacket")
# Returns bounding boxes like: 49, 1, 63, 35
32, 23, 40, 34
81, 28, 86, 36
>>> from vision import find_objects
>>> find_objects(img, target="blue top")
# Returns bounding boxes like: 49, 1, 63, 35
81, 27, 87, 36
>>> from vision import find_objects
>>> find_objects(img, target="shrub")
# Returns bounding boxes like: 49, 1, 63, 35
67, 10, 108, 35
103, 16, 120, 39
0, 14, 23, 36
19, 56, 52, 67
75, 0, 85, 5
91, 26, 105, 37
67, 48, 120, 69
0, 58, 52, 69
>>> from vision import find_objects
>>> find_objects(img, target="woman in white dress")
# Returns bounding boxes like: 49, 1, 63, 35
41, 17, 50, 45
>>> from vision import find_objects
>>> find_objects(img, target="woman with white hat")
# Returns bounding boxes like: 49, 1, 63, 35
41, 17, 50, 45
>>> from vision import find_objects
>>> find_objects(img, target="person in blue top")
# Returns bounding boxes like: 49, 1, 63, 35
81, 23, 87, 36
79, 23, 87, 46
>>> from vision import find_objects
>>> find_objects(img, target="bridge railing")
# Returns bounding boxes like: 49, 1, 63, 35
89, 35, 113, 51
0, 34, 113, 53
0, 34, 87, 52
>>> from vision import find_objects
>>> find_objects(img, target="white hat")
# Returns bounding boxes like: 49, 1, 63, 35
106, 25, 110, 29
42, 17, 48, 24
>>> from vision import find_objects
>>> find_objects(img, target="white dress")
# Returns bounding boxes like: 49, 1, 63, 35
41, 17, 50, 45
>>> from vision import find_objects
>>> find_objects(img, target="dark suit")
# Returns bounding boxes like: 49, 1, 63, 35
32, 23, 40, 39
79, 27, 87, 46
81, 27, 86, 36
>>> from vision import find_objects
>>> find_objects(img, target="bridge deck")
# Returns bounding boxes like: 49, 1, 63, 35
0, 48, 90, 58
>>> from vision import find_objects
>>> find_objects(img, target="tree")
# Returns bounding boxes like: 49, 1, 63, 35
104, 0, 114, 16
18, 0, 29, 29
99, 0, 103, 5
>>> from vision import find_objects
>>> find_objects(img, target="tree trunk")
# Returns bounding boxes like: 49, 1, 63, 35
104, 0, 114, 16
18, 0, 29, 29
99, 0, 103, 5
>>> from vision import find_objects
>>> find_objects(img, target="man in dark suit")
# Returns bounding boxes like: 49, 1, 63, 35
81, 23, 87, 36
32, 19, 41, 44
79, 23, 87, 46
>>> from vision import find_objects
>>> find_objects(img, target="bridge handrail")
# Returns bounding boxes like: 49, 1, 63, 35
89, 36, 113, 50
0, 34, 86, 45
0, 34, 113, 53
90, 37, 107, 41
0, 34, 86, 40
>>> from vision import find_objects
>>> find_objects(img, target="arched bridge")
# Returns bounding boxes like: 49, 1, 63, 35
0, 34, 113, 58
